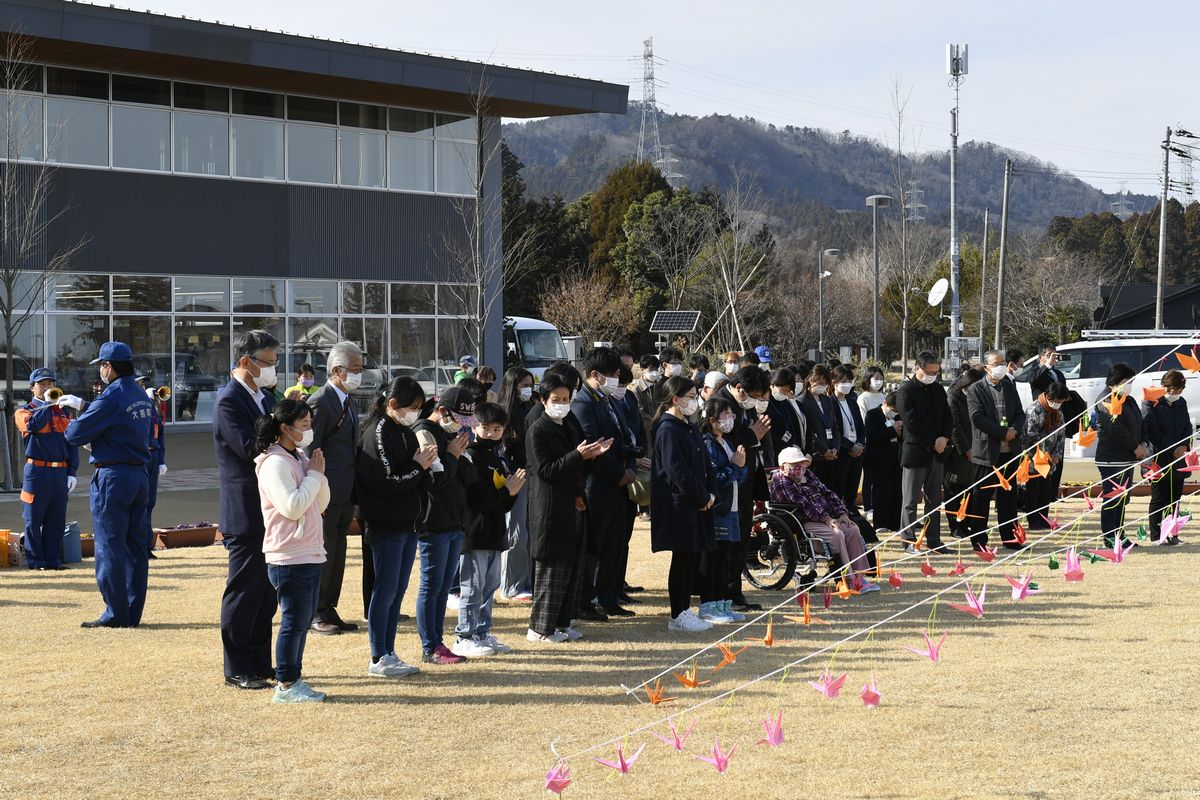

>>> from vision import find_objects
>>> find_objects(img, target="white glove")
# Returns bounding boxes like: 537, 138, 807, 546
56, 394, 83, 410
159, 464, 168, 476
66, 475, 77, 493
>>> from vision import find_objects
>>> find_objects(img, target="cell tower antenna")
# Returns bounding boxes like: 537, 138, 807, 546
636, 37, 664, 167
946, 42, 968, 339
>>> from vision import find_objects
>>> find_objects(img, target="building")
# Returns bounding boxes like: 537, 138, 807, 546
1094, 283, 1200, 331
0, 0, 627, 425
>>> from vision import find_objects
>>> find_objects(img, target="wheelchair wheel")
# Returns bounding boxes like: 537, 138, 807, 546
743, 512, 800, 591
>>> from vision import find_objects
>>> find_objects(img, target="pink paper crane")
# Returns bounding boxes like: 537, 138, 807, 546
545, 762, 571, 795
905, 631, 947, 663
1160, 510, 1191, 543
695, 738, 736, 774
1063, 547, 1085, 582
1005, 573, 1038, 600
594, 743, 646, 774
756, 710, 784, 747
807, 668, 848, 699
949, 555, 967, 577
1143, 461, 1164, 482
652, 719, 697, 752
1084, 492, 1095, 511
1088, 537, 1135, 564
860, 673, 882, 707
975, 545, 998, 562
1102, 479, 1130, 499
920, 559, 937, 577
1041, 512, 1062, 534
948, 581, 988, 618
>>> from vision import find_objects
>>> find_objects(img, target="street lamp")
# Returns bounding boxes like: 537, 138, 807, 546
865, 194, 894, 362
817, 248, 840, 356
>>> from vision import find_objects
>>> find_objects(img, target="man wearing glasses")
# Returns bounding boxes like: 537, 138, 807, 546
214, 330, 280, 690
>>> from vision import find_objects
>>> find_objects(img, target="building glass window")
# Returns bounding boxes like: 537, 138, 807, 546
341, 282, 363, 314
112, 75, 170, 106
0, 62, 43, 93
438, 284, 477, 316
287, 316, 339, 384
387, 134, 433, 192
47, 98, 108, 167
174, 111, 228, 176
232, 278, 283, 313
232, 117, 284, 180
435, 113, 476, 141
232, 316, 285, 357
112, 105, 170, 171
0, 94, 43, 161
46, 67, 108, 100
436, 139, 477, 196
390, 317, 436, 378
175, 276, 229, 313
389, 109, 435, 136
287, 122, 335, 184
4, 316, 43, 392
391, 283, 435, 315
174, 82, 228, 112
48, 314, 108, 400
49, 274, 109, 311
11, 270, 45, 310
365, 282, 388, 314
114, 315, 173, 417
339, 128, 385, 188
174, 316, 230, 422
339, 102, 385, 131
288, 280, 339, 315
113, 275, 171, 312
437, 318, 475, 380
287, 95, 337, 125
232, 89, 284, 119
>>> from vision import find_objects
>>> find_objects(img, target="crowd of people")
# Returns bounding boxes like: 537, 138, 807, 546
13, 332, 1192, 705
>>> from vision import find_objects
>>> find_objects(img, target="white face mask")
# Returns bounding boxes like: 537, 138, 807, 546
738, 396, 757, 410
255, 364, 277, 390
718, 415, 735, 433
793, 382, 804, 397
883, 407, 897, 420
678, 396, 698, 416
440, 416, 462, 432
518, 386, 533, 402
1048, 400, 1063, 410
545, 402, 571, 420
918, 372, 937, 385
145, 388, 155, 400
395, 409, 419, 427
1164, 394, 1181, 404
753, 398, 769, 414
644, 370, 661, 382
610, 386, 628, 401
665, 363, 683, 378
870, 377, 884, 391
724, 362, 738, 375
989, 365, 1008, 382
811, 384, 827, 396
771, 390, 788, 402
759, 363, 771, 372
340, 370, 362, 391
835, 382, 853, 396
599, 375, 620, 395
288, 426, 314, 449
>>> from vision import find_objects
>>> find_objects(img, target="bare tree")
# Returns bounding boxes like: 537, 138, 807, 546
0, 31, 86, 489
1002, 233, 1099, 344
537, 268, 644, 348
622, 191, 712, 309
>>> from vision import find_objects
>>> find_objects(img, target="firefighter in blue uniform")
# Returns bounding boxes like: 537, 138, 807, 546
135, 373, 168, 557
15, 367, 79, 570
62, 341, 154, 628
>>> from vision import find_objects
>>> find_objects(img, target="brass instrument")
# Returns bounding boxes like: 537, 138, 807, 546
155, 385, 172, 402
45, 386, 63, 402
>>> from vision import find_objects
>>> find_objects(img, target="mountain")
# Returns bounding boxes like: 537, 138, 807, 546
501, 105, 1155, 233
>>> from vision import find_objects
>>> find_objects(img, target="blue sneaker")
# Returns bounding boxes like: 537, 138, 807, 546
720, 600, 747, 621
698, 601, 737, 624
273, 679, 326, 703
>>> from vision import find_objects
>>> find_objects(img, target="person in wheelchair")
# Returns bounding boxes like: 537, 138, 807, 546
768, 446, 879, 592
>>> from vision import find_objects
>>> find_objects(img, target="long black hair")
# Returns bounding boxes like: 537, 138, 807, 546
368, 376, 425, 426
652, 376, 697, 424
253, 398, 312, 454
498, 366, 534, 445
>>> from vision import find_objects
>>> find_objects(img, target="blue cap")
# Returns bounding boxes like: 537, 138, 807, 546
459, 355, 477, 368
89, 341, 133, 364
29, 367, 56, 383
754, 345, 773, 363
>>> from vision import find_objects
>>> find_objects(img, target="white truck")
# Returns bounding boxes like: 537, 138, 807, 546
503, 316, 569, 379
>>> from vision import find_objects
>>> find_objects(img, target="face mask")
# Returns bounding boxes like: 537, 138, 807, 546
440, 417, 462, 432
341, 370, 362, 391
918, 372, 937, 385
835, 382, 853, 396
1165, 394, 1181, 404
301, 377, 314, 388
738, 396, 756, 410
724, 362, 738, 375
518, 386, 533, 402
1048, 401, 1063, 410
884, 408, 897, 420
759, 363, 771, 372
771, 390, 788, 402
610, 386, 628, 401
811, 384, 827, 396
665, 363, 683, 378
644, 370, 661, 382
693, 370, 706, 384
545, 402, 571, 420
480, 382, 493, 394
288, 426, 314, 449
794, 382, 804, 397
870, 377, 884, 391
100, 368, 112, 385
718, 415, 735, 433
255, 364, 277, 390
678, 397, 698, 416
395, 409, 419, 427
753, 398, 769, 414
599, 375, 620, 395
989, 365, 1008, 382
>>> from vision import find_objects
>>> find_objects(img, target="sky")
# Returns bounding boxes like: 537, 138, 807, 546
127, 0, 1193, 195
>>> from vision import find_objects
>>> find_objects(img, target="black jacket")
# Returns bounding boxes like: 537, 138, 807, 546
894, 377, 952, 468
800, 392, 843, 456
1142, 397, 1192, 459
459, 440, 517, 551
1028, 363, 1067, 397
571, 384, 634, 532
1095, 390, 1145, 465
305, 383, 359, 506
834, 391, 866, 451
527, 412, 590, 562
966, 378, 1028, 467
650, 414, 716, 553
411, 419, 465, 533
355, 415, 432, 531
863, 406, 900, 471
500, 398, 534, 470
766, 394, 807, 454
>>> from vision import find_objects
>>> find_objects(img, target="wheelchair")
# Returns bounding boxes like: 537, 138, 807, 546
742, 500, 837, 591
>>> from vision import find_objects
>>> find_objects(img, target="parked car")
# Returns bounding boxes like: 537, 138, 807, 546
0, 353, 34, 405
285, 349, 387, 414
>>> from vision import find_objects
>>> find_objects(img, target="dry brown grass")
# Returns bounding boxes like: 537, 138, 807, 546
2, 495, 1200, 800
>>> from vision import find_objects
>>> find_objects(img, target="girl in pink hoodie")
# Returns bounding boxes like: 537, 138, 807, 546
253, 399, 331, 704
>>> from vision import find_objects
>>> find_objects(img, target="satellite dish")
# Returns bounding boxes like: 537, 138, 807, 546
927, 278, 949, 307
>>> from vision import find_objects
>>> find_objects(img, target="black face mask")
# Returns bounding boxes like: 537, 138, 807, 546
473, 437, 499, 450
480, 382, 493, 394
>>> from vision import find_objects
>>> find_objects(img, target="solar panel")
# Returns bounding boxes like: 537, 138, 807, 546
649, 310, 701, 333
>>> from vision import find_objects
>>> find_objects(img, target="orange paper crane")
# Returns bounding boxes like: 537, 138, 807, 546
1143, 385, 1167, 405
750, 615, 777, 647
673, 660, 710, 690
1176, 347, 1200, 373
645, 678, 675, 706
948, 492, 985, 523
1101, 387, 1127, 419
712, 643, 749, 672
1032, 446, 1053, 479
835, 576, 860, 600
784, 594, 829, 626
1014, 455, 1037, 486
983, 466, 1014, 492
1076, 418, 1097, 448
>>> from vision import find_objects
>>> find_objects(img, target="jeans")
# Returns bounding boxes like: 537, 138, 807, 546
417, 530, 464, 653
267, 563, 322, 684
456, 549, 501, 640
366, 529, 418, 659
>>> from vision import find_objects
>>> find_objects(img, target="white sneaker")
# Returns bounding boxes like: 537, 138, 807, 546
451, 637, 495, 658
668, 609, 714, 632
368, 653, 421, 677
527, 627, 569, 643
557, 627, 583, 641
446, 594, 460, 611
481, 633, 513, 654
513, 591, 533, 601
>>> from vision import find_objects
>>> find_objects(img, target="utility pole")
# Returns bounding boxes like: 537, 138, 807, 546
993, 160, 1011, 349
947, 43, 968, 339
1155, 127, 1171, 331
979, 207, 989, 339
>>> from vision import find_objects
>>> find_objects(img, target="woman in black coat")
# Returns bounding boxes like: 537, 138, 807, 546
863, 391, 902, 531
800, 364, 842, 490
650, 376, 717, 632
1094, 363, 1148, 548
1143, 369, 1192, 544
526, 374, 611, 642
944, 367, 984, 536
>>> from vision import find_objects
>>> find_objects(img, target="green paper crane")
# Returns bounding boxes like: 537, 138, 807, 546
1048, 553, 1060, 570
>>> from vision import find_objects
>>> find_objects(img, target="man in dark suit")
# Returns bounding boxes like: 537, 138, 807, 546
571, 347, 636, 618
306, 341, 363, 635
965, 349, 1028, 551
214, 330, 279, 690
893, 351, 952, 553
1027, 344, 1066, 396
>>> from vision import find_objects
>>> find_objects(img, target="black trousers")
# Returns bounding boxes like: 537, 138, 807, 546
315, 500, 354, 624
668, 550, 701, 618
724, 485, 756, 604
221, 533, 277, 679
865, 461, 901, 531
361, 531, 374, 619
530, 537, 586, 636
837, 450, 864, 513
1149, 463, 1186, 539
1023, 461, 1063, 528
698, 540, 736, 603
615, 500, 638, 593
587, 505, 629, 608
966, 459, 1020, 549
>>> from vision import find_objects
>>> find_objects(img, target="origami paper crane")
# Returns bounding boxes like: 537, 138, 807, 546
756, 710, 784, 747
913, 519, 930, 551
1015, 455, 1036, 486
1102, 479, 1130, 499
695, 738, 736, 774
594, 743, 645, 774
1160, 509, 1191, 543
652, 719, 696, 752
1179, 450, 1200, 473
785, 594, 830, 626
1175, 347, 1200, 373
1101, 388, 1127, 419
1002, 520, 1028, 547
874, 559, 885, 580
673, 661, 710, 690
983, 466, 1014, 492
1143, 385, 1167, 405
645, 678, 675, 706
1087, 552, 1103, 564
949, 556, 967, 577
948, 581, 988, 618
754, 615, 777, 647
545, 761, 571, 795
1064, 547, 1085, 582
713, 643, 749, 672
835, 576, 860, 600
920, 559, 937, 577
905, 631, 947, 663
860, 673, 882, 707
1077, 419, 1097, 448
948, 493, 985, 523
1041, 512, 1062, 533
1088, 537, 1135, 564
1006, 573, 1037, 600
1033, 446, 1053, 479
975, 545, 998, 562
888, 570, 903, 588
1084, 491, 1095, 511
822, 584, 833, 609
1048, 553, 1060, 570
807, 668, 848, 699
1143, 461, 1164, 482
1136, 524, 1149, 542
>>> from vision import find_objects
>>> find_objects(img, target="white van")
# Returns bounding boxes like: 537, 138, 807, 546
503, 316, 569, 380
1013, 331, 1200, 457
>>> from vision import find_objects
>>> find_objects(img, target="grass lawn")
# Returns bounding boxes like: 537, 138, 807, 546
2, 495, 1198, 799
